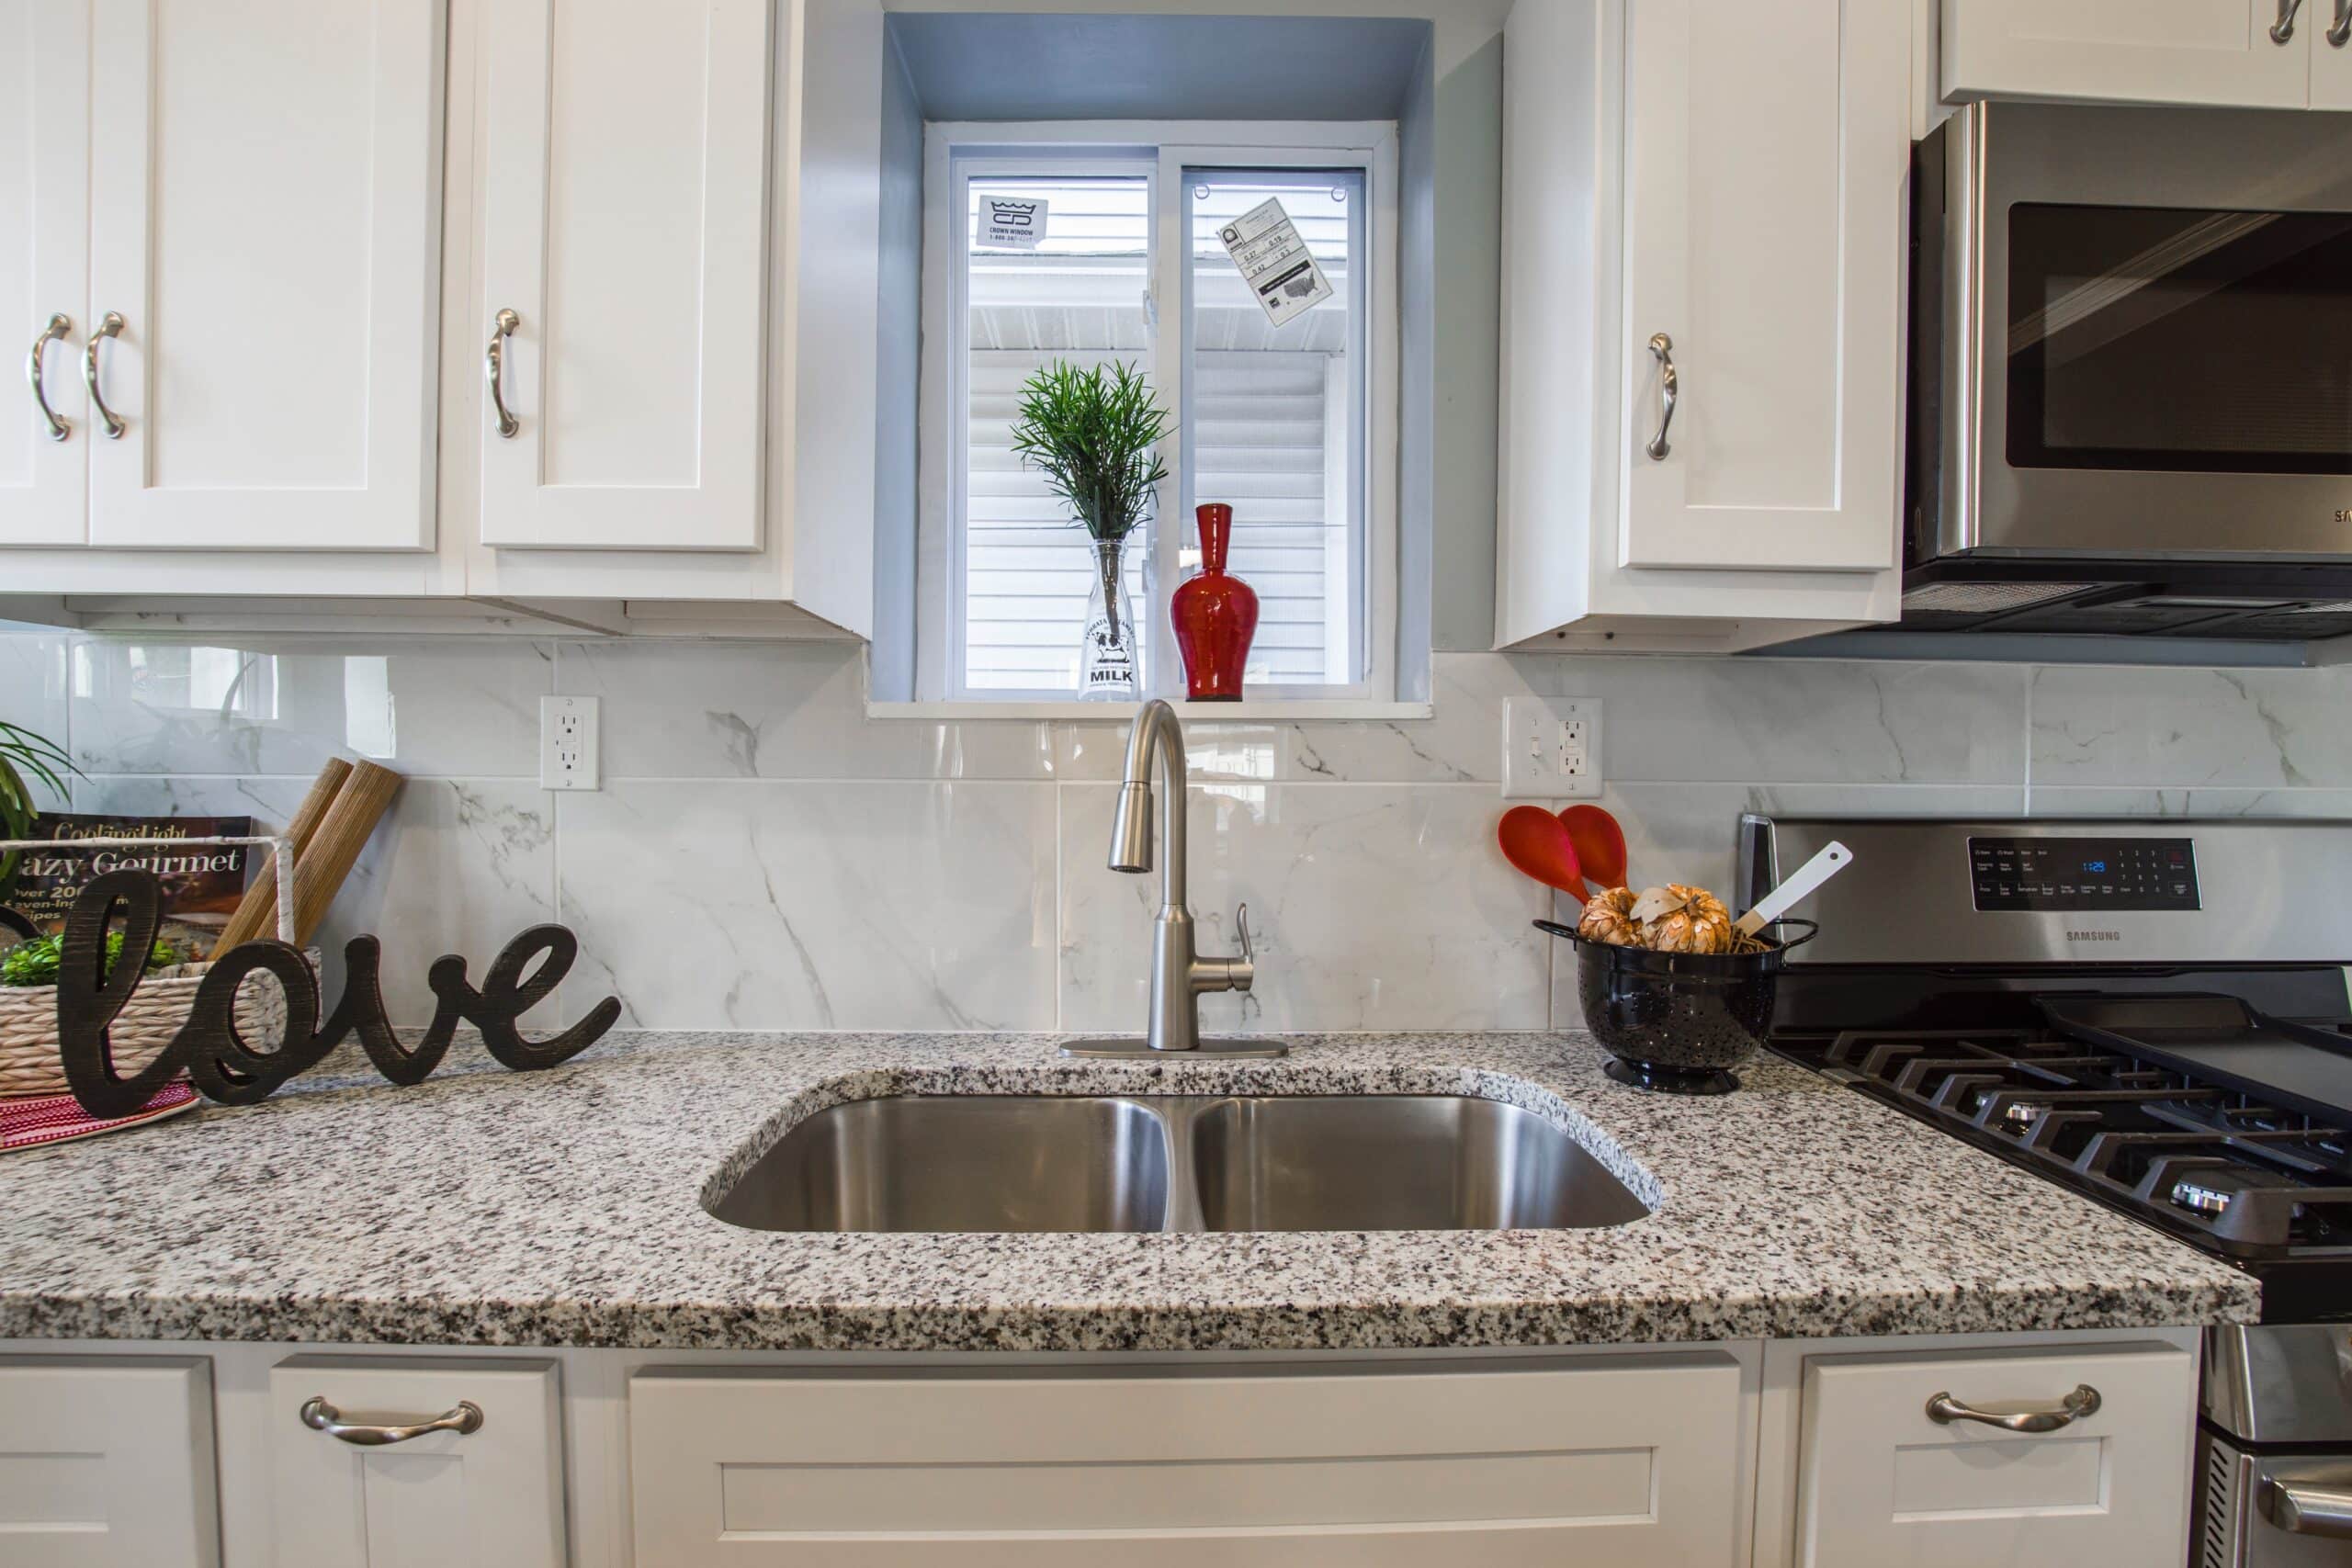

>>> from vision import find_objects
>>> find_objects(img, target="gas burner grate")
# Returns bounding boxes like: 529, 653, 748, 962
1784, 1026, 2352, 1255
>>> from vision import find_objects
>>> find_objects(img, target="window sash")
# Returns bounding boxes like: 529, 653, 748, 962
919, 122, 1399, 705
1170, 159, 1377, 700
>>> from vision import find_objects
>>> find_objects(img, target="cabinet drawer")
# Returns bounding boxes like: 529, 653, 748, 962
266, 1356, 564, 1568
1795, 1341, 2193, 1567
630, 1355, 1746, 1566
0, 1355, 219, 1567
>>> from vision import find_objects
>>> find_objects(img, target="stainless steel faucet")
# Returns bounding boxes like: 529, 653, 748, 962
1063, 700, 1283, 1059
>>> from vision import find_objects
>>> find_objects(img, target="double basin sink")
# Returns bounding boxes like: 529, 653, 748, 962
709, 1094, 1652, 1235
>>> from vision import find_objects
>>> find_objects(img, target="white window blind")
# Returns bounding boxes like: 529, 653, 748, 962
965, 350, 1340, 691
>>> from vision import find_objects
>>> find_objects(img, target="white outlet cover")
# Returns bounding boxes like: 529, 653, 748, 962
1501, 695, 1603, 800
540, 694, 600, 791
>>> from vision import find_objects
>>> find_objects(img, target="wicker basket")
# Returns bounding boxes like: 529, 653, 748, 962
0, 955, 315, 1097
0, 828, 304, 1099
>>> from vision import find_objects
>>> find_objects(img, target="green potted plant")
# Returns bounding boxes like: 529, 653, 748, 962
1007, 359, 1173, 700
0, 720, 74, 909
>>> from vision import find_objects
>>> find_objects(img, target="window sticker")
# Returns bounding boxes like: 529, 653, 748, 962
979, 197, 1048, 251
1217, 197, 1334, 328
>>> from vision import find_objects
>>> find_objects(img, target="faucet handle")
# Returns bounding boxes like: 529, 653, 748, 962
1235, 902, 1253, 964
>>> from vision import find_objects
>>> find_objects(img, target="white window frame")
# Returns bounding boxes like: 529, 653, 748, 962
916, 119, 1400, 705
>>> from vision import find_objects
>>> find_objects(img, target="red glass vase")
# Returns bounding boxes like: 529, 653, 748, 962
1170, 502, 1259, 702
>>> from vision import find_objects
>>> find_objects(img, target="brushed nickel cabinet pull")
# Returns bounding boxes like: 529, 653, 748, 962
300, 1394, 485, 1447
1925, 1382, 2100, 1434
1645, 333, 1679, 461
28, 313, 69, 441
486, 307, 520, 439
2329, 0, 2349, 47
2276, 0, 2307, 42
83, 311, 125, 439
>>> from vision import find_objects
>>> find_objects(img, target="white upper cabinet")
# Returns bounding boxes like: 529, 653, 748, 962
1498, 0, 1906, 650
1618, 0, 1905, 574
85, 0, 444, 551
1944, 0, 2326, 108
1, 1, 88, 547
2309, 6, 2352, 105
477, 0, 773, 551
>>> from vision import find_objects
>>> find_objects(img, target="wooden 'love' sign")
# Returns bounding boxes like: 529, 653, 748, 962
50, 868, 621, 1119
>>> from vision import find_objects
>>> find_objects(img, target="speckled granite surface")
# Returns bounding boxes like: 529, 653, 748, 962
0, 1031, 2256, 1350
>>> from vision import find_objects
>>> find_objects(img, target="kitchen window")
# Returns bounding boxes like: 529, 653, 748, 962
915, 123, 1399, 705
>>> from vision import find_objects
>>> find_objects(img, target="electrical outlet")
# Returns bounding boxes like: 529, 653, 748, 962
540, 695, 600, 791
1501, 696, 1604, 800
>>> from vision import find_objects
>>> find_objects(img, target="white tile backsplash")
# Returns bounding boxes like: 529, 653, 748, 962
10, 626, 2352, 1030
554, 779, 1058, 1031
1058, 782, 1552, 1033
0, 627, 72, 810
66, 637, 549, 779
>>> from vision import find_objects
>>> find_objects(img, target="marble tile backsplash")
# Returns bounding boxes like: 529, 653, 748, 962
3, 624, 2344, 1030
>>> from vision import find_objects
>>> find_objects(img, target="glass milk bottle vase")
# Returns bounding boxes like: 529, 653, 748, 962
1079, 536, 1142, 702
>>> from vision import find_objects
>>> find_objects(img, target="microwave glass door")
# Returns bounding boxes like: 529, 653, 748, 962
2007, 204, 2352, 476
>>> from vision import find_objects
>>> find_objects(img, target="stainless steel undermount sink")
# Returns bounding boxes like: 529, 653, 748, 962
708, 1094, 1651, 1235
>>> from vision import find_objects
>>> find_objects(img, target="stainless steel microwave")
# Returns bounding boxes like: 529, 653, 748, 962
1904, 101, 2352, 644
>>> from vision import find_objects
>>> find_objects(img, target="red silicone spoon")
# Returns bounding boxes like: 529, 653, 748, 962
1559, 805, 1628, 889
1498, 806, 1589, 899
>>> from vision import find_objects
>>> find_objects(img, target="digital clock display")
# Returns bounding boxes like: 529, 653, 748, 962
1969, 837, 2200, 912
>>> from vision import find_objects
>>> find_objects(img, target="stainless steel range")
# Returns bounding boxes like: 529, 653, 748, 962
1745, 816, 2352, 1567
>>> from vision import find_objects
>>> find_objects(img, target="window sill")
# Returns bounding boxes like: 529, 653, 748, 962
866, 699, 1435, 723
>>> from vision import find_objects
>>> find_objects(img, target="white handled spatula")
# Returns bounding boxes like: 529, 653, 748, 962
1733, 840, 1852, 938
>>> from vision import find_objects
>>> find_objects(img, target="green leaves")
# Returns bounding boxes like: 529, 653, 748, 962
1006, 359, 1173, 544
0, 930, 181, 988
0, 720, 76, 906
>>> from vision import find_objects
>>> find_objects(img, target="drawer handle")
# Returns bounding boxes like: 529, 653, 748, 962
2263, 1479, 2352, 1538
2276, 0, 2307, 42
1645, 333, 1678, 461
300, 1394, 485, 1447
486, 308, 520, 439
1925, 1383, 2100, 1434
2331, 0, 2350, 46
84, 311, 125, 440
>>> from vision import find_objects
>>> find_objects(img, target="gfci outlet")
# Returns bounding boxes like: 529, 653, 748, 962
540, 695, 600, 791
1502, 696, 1604, 800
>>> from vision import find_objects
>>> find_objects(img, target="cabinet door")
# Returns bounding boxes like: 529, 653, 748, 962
0, 1356, 219, 1567
265, 1356, 565, 1568
477, 0, 772, 550
630, 1355, 1746, 1566
85, 0, 442, 550
1617, 0, 1905, 573
1794, 1342, 2194, 1567
0, 0, 87, 546
1944, 0, 2312, 108
2312, 19, 2352, 107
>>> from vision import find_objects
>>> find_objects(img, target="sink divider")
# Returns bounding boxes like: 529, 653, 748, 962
1144, 1096, 1210, 1234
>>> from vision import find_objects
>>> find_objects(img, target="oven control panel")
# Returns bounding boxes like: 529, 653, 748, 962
1968, 836, 2200, 912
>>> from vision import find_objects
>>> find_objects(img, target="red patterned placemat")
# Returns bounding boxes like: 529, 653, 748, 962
1, 1081, 199, 1152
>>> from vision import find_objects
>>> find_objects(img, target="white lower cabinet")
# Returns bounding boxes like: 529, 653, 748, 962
0, 1356, 220, 1567
0, 1331, 2206, 1567
1792, 1341, 2196, 1567
264, 1356, 566, 1568
627, 1354, 1748, 1566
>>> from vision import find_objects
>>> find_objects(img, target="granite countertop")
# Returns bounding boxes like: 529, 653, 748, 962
0, 1031, 2257, 1351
